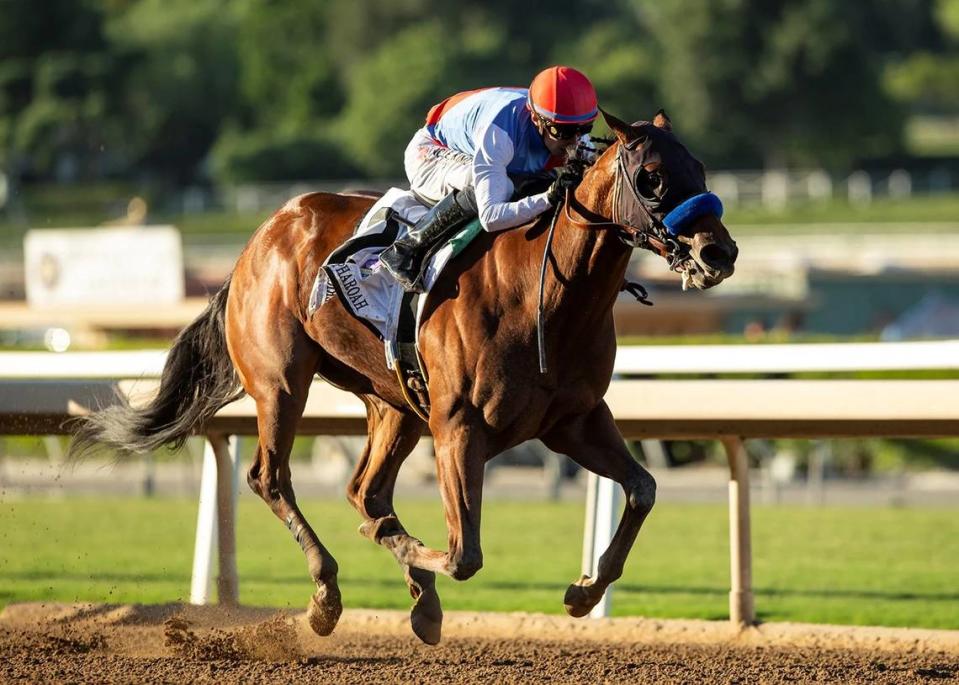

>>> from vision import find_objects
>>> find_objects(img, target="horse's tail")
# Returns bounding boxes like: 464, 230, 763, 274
71, 278, 245, 456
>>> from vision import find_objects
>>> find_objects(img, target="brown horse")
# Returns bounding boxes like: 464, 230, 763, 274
73, 110, 737, 645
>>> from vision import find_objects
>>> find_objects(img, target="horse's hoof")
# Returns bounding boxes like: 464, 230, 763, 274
405, 567, 442, 645
410, 586, 443, 645
307, 582, 342, 636
563, 574, 602, 618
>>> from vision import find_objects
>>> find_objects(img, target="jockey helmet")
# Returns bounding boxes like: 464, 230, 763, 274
528, 66, 598, 135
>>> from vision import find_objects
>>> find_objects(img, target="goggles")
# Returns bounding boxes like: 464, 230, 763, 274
540, 118, 593, 140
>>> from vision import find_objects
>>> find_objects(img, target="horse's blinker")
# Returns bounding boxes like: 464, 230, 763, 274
611, 125, 723, 264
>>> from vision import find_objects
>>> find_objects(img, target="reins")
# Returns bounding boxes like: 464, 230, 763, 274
562, 179, 672, 258
536, 199, 563, 374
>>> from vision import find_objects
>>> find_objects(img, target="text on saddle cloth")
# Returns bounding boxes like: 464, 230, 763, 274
308, 187, 483, 364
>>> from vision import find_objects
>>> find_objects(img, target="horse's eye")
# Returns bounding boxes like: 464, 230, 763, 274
635, 169, 662, 201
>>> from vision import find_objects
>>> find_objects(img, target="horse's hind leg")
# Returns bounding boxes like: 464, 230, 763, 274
540, 400, 656, 617
236, 329, 342, 636
345, 398, 443, 645
384, 419, 490, 582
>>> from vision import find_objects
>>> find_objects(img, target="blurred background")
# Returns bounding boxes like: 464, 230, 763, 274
0, 0, 957, 627
3, 0, 959, 332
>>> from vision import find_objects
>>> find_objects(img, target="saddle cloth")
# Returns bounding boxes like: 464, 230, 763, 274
308, 188, 482, 367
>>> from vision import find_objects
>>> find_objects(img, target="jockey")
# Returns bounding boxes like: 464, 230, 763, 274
380, 65, 599, 292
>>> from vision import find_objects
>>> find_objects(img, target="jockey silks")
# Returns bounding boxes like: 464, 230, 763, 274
411, 87, 559, 232
425, 88, 557, 176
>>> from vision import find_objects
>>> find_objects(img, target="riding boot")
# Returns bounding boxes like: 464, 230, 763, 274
379, 189, 477, 292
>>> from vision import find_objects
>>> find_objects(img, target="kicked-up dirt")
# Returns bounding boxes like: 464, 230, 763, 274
1, 602, 957, 684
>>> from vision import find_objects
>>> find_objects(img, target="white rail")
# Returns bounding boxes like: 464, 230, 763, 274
613, 339, 959, 374
2, 339, 957, 379
1, 341, 956, 626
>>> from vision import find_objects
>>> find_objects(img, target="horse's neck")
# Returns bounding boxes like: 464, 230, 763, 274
545, 164, 629, 318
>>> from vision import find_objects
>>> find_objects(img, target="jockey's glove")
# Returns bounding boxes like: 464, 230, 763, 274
546, 165, 583, 205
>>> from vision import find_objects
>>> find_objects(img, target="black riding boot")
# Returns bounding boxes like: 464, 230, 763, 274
379, 189, 477, 292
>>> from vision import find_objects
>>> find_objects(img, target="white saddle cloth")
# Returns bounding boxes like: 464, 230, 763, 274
308, 188, 480, 367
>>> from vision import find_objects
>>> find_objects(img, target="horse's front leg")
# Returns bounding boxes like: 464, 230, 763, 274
541, 400, 656, 617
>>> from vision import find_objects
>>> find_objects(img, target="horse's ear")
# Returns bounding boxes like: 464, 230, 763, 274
600, 107, 632, 144
652, 109, 672, 131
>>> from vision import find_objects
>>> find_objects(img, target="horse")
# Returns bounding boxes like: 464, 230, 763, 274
72, 109, 738, 645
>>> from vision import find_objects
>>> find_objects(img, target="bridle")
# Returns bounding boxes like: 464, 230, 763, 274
562, 137, 690, 272
537, 131, 716, 374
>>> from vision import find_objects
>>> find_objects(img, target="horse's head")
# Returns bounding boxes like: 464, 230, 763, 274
597, 109, 738, 290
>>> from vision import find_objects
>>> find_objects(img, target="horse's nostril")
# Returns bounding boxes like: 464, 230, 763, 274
699, 244, 731, 270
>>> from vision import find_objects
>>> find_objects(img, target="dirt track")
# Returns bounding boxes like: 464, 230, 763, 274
2, 603, 958, 684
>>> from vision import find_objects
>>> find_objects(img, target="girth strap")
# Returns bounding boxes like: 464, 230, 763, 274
392, 291, 431, 421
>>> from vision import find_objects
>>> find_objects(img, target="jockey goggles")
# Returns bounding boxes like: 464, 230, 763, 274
545, 121, 593, 139
537, 114, 593, 140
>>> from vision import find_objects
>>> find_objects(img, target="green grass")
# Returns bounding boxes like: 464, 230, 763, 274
0, 497, 956, 629
727, 193, 959, 230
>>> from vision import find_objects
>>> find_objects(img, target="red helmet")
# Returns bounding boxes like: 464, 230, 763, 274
528, 66, 598, 125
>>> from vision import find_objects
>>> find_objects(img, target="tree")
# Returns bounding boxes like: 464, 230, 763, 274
634, 0, 906, 169
551, 20, 659, 125
103, 0, 242, 183
885, 0, 959, 112
208, 0, 359, 182
0, 0, 121, 183
233, 0, 343, 130
0, 0, 928, 185
334, 21, 460, 176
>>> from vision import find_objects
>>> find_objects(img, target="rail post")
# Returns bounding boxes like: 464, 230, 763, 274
581, 471, 621, 618
190, 433, 240, 605
211, 434, 240, 605
722, 436, 755, 627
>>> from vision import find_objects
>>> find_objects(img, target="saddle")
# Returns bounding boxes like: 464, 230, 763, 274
310, 188, 483, 421
315, 176, 560, 420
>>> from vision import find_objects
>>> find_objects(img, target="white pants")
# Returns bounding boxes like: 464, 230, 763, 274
404, 128, 473, 205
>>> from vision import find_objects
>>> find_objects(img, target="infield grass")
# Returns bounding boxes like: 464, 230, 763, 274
0, 497, 956, 630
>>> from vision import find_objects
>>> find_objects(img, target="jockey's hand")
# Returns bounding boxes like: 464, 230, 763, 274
546, 165, 583, 205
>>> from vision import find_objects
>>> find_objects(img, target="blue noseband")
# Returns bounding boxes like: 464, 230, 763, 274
662, 192, 724, 236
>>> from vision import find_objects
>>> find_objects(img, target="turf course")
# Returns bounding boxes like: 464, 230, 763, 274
0, 497, 956, 629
